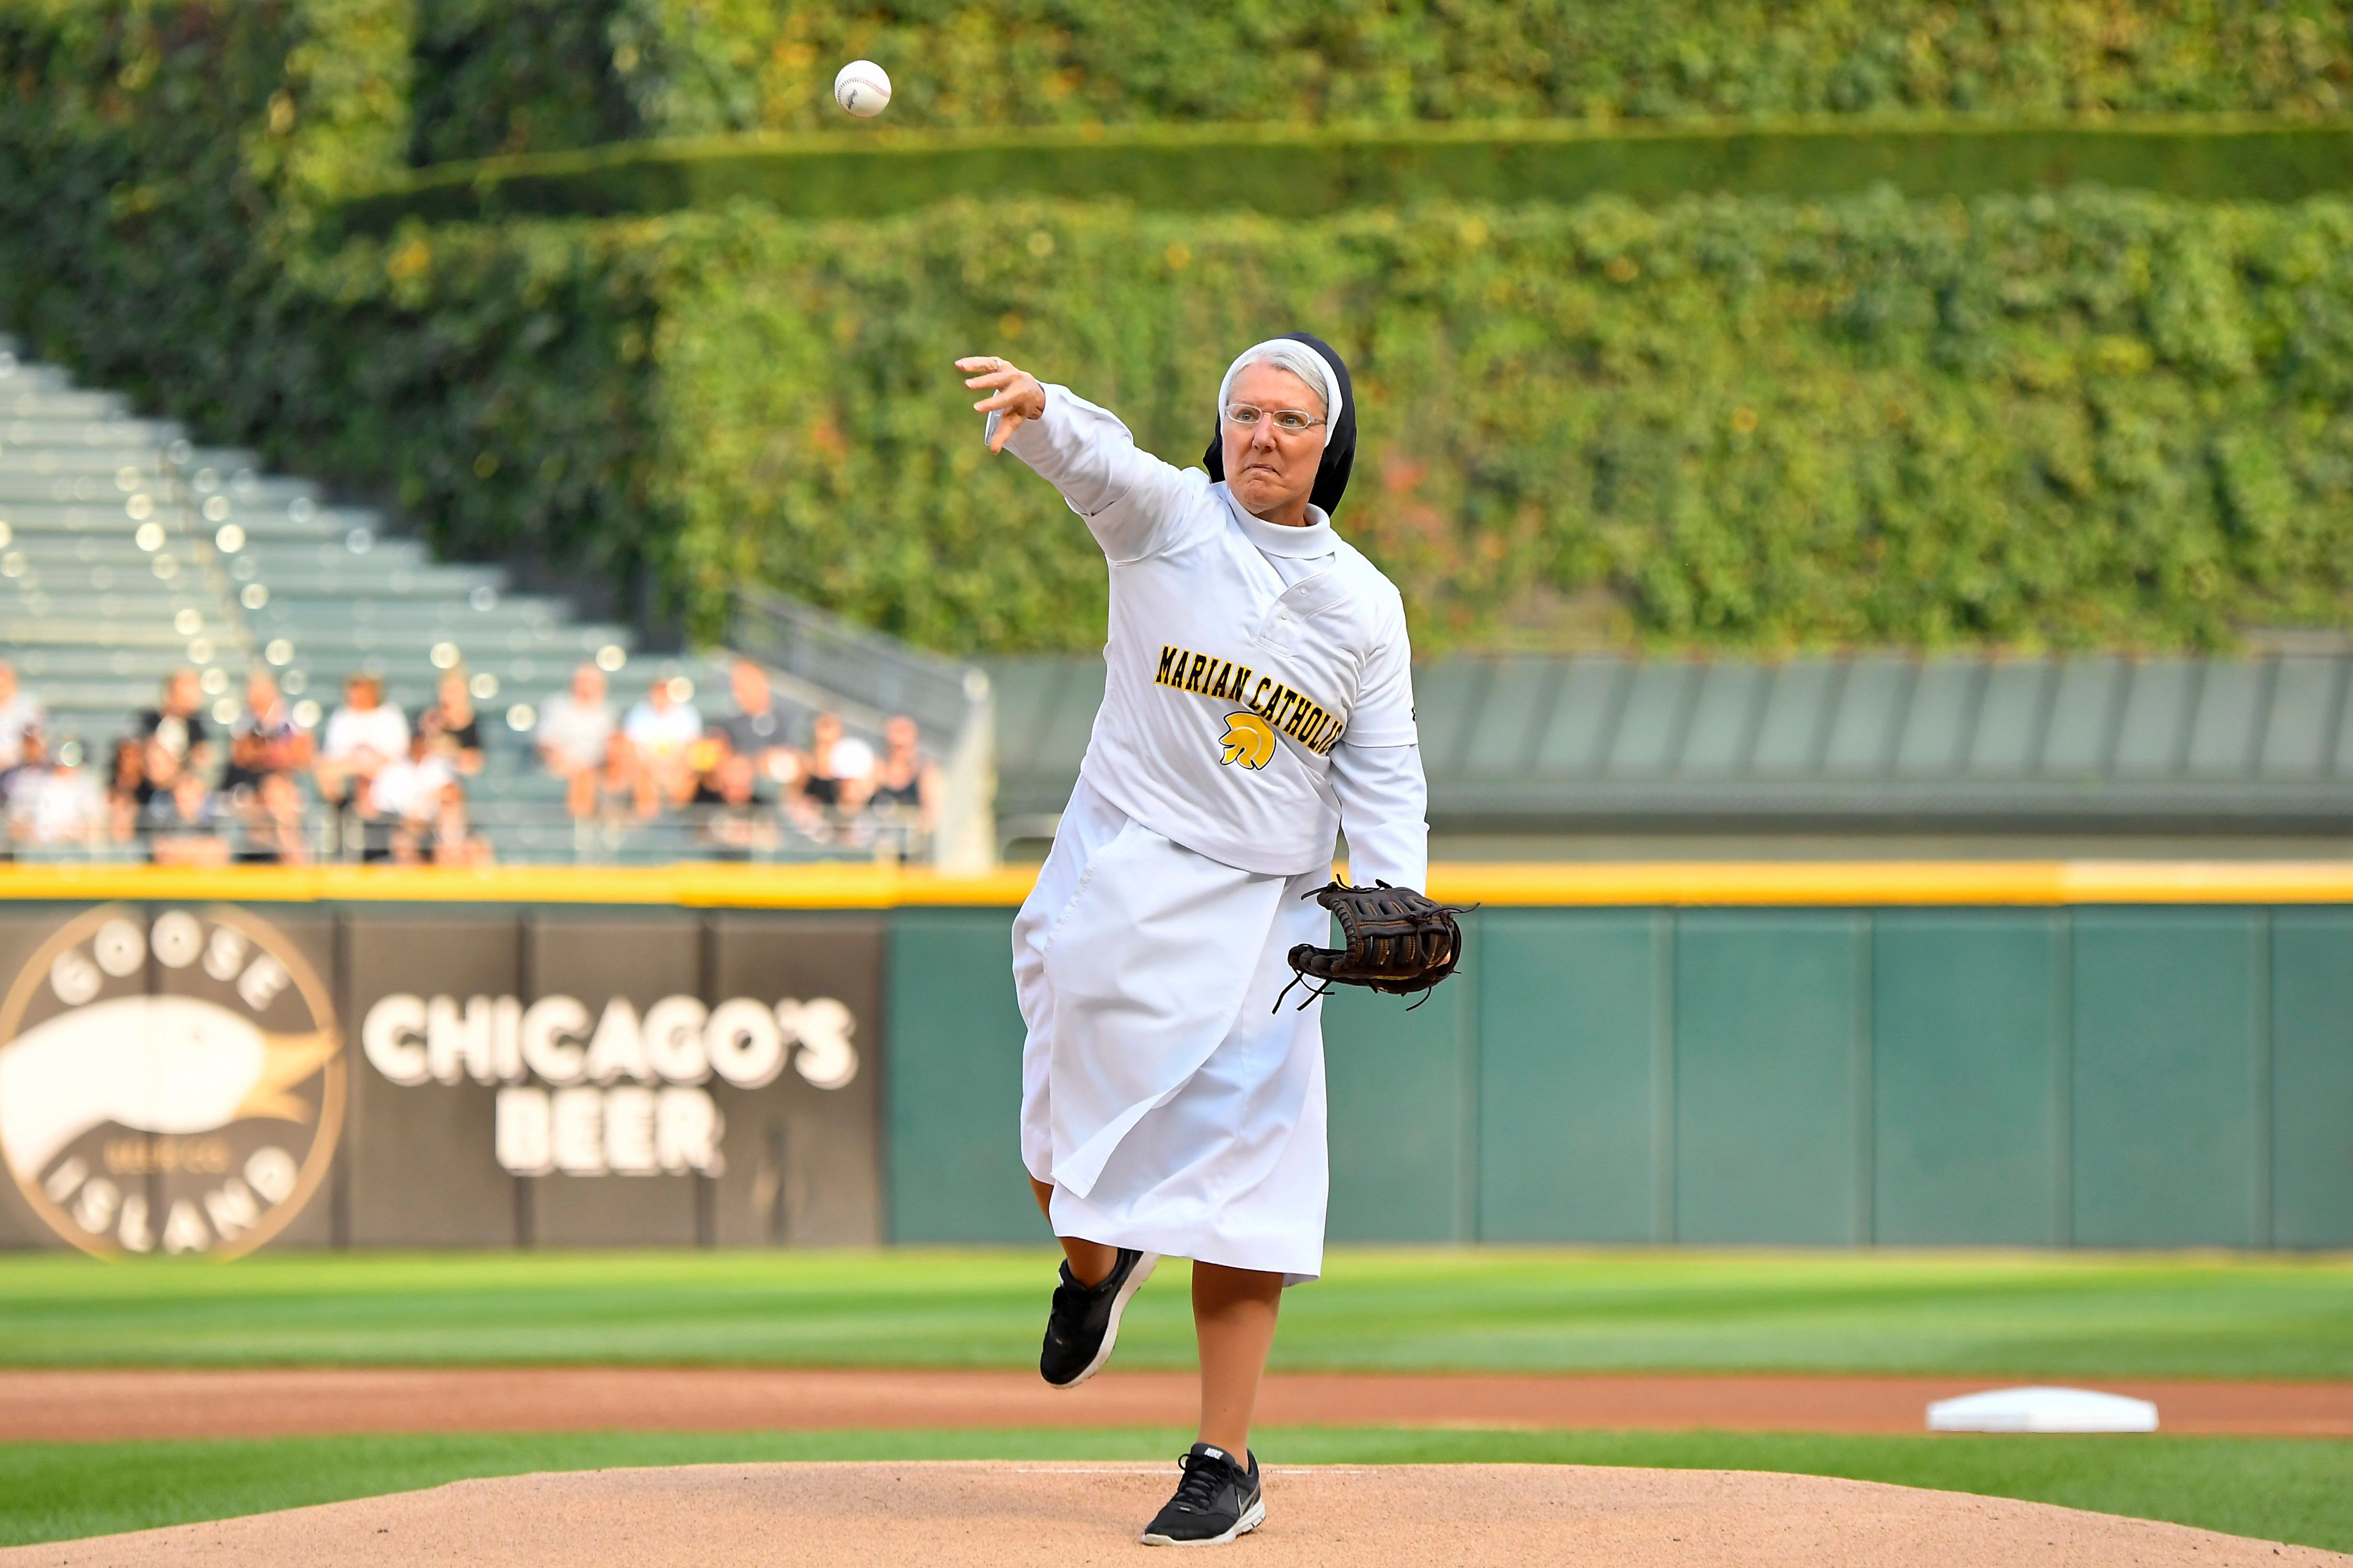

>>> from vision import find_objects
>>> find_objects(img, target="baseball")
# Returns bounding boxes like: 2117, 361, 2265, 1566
834, 60, 891, 119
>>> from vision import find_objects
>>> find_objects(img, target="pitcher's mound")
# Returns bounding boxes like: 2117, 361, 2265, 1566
3, 1462, 2342, 1567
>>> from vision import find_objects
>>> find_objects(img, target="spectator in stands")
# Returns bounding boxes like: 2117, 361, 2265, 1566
426, 780, 494, 867
105, 737, 152, 843
146, 768, 230, 865
588, 731, 656, 823
867, 715, 944, 841
0, 725, 33, 859
536, 664, 616, 818
141, 736, 182, 794
237, 769, 310, 864
135, 669, 214, 781
0, 725, 38, 803
0, 661, 45, 772
224, 670, 312, 797
789, 712, 876, 838
419, 668, 484, 775
314, 672, 408, 837
624, 676, 703, 806
7, 732, 104, 850
721, 659, 798, 786
683, 724, 730, 797
368, 729, 454, 864
694, 752, 775, 859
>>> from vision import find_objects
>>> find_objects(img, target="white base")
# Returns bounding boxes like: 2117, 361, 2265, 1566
1927, 1386, 2159, 1433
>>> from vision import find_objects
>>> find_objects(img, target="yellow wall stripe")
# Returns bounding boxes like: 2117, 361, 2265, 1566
1426, 860, 2353, 906
0, 860, 2349, 907
0, 863, 1034, 907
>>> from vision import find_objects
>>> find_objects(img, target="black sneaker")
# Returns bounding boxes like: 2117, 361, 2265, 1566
1141, 1443, 1264, 1547
1039, 1246, 1157, 1389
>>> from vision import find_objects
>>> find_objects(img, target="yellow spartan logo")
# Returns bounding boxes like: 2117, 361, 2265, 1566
1218, 711, 1277, 770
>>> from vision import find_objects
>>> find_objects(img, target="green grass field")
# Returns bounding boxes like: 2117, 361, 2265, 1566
6, 1248, 2353, 1552
3, 1248, 2350, 1378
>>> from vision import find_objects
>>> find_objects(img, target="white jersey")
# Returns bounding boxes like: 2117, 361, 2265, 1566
1007, 386, 1422, 882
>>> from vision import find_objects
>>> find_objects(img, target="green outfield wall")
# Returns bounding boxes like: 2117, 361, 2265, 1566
888, 899, 2353, 1251
0, 865, 2347, 1255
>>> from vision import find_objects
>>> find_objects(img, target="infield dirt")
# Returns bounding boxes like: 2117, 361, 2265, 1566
1, 1461, 2343, 1567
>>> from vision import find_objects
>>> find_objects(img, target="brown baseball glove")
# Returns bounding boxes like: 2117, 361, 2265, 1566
1277, 880, 1470, 1010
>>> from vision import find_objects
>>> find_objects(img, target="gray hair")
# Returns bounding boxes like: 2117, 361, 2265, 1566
1218, 339, 1342, 422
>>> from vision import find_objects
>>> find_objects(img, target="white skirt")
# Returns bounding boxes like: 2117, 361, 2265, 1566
1014, 777, 1331, 1283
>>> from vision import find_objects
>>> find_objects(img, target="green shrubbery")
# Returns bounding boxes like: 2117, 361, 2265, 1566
410, 0, 636, 164
345, 116, 2353, 229
128, 182, 2353, 655
0, 0, 407, 434
644, 191, 2353, 652
411, 0, 2353, 160
273, 221, 676, 579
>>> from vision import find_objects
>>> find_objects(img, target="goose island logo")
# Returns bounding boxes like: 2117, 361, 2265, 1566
0, 905, 343, 1259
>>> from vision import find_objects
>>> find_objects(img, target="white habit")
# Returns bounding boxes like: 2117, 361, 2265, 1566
1008, 383, 1426, 1284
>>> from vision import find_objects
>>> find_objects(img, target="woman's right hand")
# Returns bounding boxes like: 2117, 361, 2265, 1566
957, 356, 1047, 452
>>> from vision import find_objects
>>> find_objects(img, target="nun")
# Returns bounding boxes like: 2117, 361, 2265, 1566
956, 334, 1429, 1547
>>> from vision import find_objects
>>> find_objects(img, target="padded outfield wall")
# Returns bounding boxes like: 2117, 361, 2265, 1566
0, 865, 2347, 1256
895, 864, 2353, 1252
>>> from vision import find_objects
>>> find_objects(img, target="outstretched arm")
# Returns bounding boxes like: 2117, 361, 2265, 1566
957, 355, 1197, 561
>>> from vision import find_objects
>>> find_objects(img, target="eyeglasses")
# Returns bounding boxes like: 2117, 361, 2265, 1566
1223, 404, 1326, 435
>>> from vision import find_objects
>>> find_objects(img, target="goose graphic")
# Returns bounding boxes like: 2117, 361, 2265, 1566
0, 994, 338, 1182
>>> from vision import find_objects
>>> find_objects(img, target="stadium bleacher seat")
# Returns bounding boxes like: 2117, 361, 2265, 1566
0, 336, 945, 865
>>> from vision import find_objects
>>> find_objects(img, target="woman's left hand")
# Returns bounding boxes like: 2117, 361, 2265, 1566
957, 356, 1045, 452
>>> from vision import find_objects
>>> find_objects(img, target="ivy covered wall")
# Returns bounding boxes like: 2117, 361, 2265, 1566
411, 0, 2353, 157
648, 190, 2353, 651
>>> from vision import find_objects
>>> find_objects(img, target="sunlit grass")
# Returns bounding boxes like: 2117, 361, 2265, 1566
1, 1248, 2349, 1378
